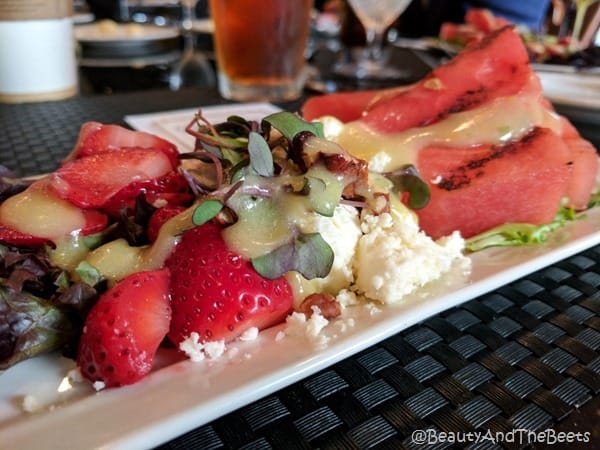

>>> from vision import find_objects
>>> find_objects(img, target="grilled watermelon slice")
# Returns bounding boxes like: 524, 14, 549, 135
415, 127, 573, 239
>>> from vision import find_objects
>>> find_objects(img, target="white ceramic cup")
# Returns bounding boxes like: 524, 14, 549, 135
0, 1, 77, 103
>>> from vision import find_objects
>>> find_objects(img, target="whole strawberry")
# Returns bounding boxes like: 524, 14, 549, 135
166, 221, 293, 346
77, 269, 172, 388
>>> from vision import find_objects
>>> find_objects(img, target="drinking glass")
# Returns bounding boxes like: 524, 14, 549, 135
209, 0, 313, 102
168, 0, 216, 90
336, 0, 412, 80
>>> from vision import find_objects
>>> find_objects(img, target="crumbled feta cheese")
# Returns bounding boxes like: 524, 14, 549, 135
283, 310, 330, 346
275, 330, 286, 342
336, 289, 359, 308
204, 340, 226, 359
67, 367, 84, 383
354, 208, 469, 304
369, 152, 392, 173
364, 302, 382, 316
179, 332, 226, 362
306, 309, 329, 337
238, 327, 259, 341
320, 115, 346, 140
22, 395, 42, 413
179, 332, 205, 362
333, 315, 356, 334
289, 204, 361, 307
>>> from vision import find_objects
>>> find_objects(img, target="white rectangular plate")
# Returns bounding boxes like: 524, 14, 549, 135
2, 103, 600, 450
125, 102, 283, 153
537, 72, 600, 110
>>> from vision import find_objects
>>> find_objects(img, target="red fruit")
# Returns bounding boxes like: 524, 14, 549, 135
81, 209, 110, 235
361, 27, 533, 133
166, 222, 294, 346
415, 127, 573, 239
0, 224, 49, 247
101, 172, 193, 218
465, 8, 510, 34
302, 89, 388, 123
563, 136, 599, 210
0, 200, 107, 248
49, 147, 174, 209
77, 269, 172, 388
147, 205, 186, 242
301, 28, 533, 134
439, 23, 482, 46
67, 122, 180, 168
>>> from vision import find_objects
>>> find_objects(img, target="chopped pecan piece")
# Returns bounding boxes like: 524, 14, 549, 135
298, 293, 341, 319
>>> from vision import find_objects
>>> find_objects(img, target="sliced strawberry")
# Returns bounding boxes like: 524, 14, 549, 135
81, 209, 109, 235
77, 268, 172, 388
49, 147, 174, 209
0, 210, 107, 248
66, 122, 180, 168
0, 178, 108, 247
147, 205, 186, 242
0, 224, 50, 247
166, 222, 294, 346
101, 172, 193, 217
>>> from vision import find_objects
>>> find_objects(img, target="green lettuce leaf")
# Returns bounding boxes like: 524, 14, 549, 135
0, 285, 76, 370
465, 206, 578, 252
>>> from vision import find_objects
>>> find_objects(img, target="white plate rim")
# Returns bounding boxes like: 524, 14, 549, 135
125, 102, 284, 153
74, 22, 180, 43
536, 71, 600, 110
1, 103, 600, 450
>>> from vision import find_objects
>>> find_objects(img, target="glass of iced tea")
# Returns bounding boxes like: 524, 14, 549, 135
209, 0, 313, 101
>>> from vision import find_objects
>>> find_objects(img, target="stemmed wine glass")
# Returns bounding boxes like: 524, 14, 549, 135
168, 0, 216, 90
336, 0, 413, 80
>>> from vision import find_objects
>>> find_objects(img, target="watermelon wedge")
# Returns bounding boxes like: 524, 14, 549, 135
361, 27, 533, 133
303, 26, 535, 133
301, 26, 599, 241
302, 88, 399, 123
417, 127, 572, 239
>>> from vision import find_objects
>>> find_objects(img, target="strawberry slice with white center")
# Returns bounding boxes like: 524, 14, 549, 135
67, 122, 180, 168
50, 147, 175, 209
77, 268, 172, 388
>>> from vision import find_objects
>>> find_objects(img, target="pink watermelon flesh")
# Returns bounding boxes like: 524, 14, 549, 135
301, 89, 383, 123
299, 26, 598, 239
416, 127, 573, 239
361, 26, 533, 133
563, 137, 598, 210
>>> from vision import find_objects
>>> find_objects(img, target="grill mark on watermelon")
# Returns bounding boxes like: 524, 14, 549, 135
432, 86, 487, 125
432, 59, 520, 125
437, 127, 544, 191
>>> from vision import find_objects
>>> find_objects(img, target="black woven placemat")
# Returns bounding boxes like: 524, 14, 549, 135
0, 89, 309, 178
155, 246, 600, 450
0, 89, 227, 177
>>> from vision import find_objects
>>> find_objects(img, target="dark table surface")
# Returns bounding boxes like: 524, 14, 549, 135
1, 45, 599, 450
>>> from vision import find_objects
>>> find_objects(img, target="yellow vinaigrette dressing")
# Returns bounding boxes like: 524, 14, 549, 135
326, 88, 564, 171
0, 185, 86, 241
